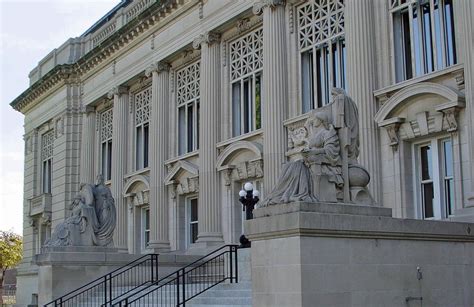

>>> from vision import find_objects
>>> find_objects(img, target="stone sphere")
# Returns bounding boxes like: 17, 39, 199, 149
348, 165, 370, 187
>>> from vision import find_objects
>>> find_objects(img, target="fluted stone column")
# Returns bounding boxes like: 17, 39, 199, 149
253, 0, 288, 195
79, 106, 95, 183
345, 0, 381, 202
108, 86, 129, 250
459, 0, 474, 208
193, 32, 224, 246
145, 62, 170, 251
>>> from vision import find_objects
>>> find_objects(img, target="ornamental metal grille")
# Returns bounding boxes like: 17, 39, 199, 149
100, 108, 113, 141
297, 0, 345, 51
229, 28, 263, 81
176, 61, 200, 155
41, 130, 54, 161
135, 87, 151, 125
177, 61, 200, 105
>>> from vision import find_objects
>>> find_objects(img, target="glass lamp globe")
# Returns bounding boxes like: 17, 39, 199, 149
239, 190, 247, 197
244, 182, 254, 191
252, 190, 260, 198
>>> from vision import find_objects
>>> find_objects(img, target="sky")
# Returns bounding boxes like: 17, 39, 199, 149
0, 0, 120, 235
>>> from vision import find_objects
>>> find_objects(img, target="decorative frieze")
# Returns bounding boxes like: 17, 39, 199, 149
176, 177, 199, 195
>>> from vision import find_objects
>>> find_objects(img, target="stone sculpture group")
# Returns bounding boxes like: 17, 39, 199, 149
261, 88, 374, 206
45, 175, 116, 247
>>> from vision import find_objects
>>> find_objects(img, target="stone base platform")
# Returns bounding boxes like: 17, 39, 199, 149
34, 246, 201, 306
246, 202, 474, 307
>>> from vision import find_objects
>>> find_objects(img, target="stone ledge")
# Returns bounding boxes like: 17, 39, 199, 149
246, 203, 474, 242
254, 201, 392, 218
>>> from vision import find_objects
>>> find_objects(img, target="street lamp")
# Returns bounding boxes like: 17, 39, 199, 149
238, 182, 259, 248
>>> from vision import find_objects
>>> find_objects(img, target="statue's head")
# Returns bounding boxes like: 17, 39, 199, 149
307, 110, 330, 130
331, 87, 346, 98
96, 174, 105, 186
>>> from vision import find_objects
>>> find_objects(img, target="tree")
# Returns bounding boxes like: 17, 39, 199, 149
0, 230, 22, 289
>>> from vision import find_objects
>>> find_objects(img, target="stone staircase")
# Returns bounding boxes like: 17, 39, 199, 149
74, 248, 252, 307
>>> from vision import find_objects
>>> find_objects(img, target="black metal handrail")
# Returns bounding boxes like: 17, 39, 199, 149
113, 244, 238, 306
44, 253, 159, 307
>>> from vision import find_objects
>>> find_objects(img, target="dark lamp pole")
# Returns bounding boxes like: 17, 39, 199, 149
238, 182, 259, 248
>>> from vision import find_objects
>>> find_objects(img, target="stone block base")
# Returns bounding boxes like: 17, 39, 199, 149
246, 202, 474, 307
34, 247, 140, 306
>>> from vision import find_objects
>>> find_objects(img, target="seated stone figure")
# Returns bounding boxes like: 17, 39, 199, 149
303, 110, 343, 202
260, 110, 342, 206
260, 88, 375, 207
45, 175, 116, 247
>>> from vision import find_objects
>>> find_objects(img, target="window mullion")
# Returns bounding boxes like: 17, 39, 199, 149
431, 140, 443, 219
429, 0, 439, 71
438, 0, 447, 68
312, 47, 318, 109
408, 4, 417, 78
193, 99, 198, 151
328, 42, 334, 92
240, 78, 244, 135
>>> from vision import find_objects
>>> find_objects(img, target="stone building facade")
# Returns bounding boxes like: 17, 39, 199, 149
10, 0, 474, 304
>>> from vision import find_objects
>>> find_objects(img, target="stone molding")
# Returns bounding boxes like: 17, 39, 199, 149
192, 32, 221, 49
10, 65, 79, 112
145, 61, 171, 77
11, 0, 192, 114
246, 203, 474, 242
81, 105, 96, 115
253, 0, 286, 15
378, 117, 405, 149
107, 85, 129, 99
435, 100, 466, 133
221, 159, 264, 186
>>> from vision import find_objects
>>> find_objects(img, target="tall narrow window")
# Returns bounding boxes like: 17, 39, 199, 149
391, 0, 457, 82
41, 130, 54, 194
229, 28, 263, 137
419, 144, 434, 218
442, 139, 454, 216
134, 87, 151, 170
177, 62, 200, 155
188, 198, 198, 244
142, 207, 150, 249
415, 137, 454, 220
100, 108, 113, 181
297, 0, 346, 112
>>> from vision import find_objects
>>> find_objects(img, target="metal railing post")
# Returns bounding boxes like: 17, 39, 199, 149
151, 255, 154, 282
229, 246, 233, 283
104, 275, 108, 306
176, 270, 180, 306
234, 246, 238, 283
181, 268, 186, 307
154, 254, 159, 282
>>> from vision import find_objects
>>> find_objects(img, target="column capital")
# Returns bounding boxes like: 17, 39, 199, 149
253, 0, 286, 15
80, 105, 95, 115
145, 61, 171, 77
192, 31, 221, 49
107, 85, 129, 99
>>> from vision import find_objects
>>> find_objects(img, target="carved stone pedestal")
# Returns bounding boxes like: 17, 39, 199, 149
246, 202, 474, 307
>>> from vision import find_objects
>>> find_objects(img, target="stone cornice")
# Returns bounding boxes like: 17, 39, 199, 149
10, 0, 193, 114
192, 31, 221, 49
10, 64, 79, 112
145, 61, 171, 77
253, 0, 286, 15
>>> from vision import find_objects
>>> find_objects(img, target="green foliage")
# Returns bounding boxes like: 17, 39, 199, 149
0, 230, 22, 287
